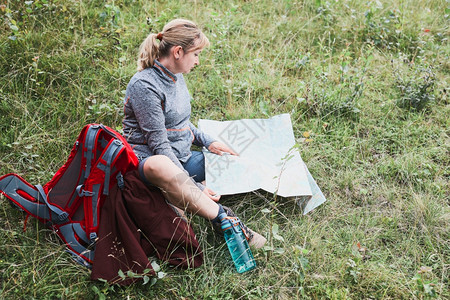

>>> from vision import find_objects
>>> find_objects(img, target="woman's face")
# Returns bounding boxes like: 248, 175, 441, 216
177, 47, 202, 74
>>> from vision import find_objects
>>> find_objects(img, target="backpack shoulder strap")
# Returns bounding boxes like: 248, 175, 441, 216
35, 184, 69, 223
83, 125, 102, 179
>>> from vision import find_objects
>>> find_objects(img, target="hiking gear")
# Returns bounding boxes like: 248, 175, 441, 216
211, 203, 226, 226
0, 124, 203, 282
0, 124, 139, 267
247, 229, 267, 249
220, 212, 257, 273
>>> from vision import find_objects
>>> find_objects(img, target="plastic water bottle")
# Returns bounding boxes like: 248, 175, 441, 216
219, 213, 256, 273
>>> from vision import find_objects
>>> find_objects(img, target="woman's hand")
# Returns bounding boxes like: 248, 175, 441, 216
202, 186, 220, 202
208, 141, 238, 156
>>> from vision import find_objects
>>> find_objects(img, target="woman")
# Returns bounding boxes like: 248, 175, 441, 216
122, 19, 266, 248
123, 19, 235, 201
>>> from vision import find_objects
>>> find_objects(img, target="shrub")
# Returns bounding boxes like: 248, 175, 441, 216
395, 64, 436, 111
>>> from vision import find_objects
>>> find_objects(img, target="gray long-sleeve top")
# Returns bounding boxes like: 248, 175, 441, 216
122, 60, 215, 185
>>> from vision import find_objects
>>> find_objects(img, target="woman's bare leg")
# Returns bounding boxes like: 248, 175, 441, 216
142, 155, 219, 220
142, 155, 267, 248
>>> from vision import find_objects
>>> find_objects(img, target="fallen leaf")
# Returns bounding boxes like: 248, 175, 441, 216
356, 241, 367, 252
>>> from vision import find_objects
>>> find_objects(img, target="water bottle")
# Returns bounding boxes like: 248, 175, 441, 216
219, 213, 256, 273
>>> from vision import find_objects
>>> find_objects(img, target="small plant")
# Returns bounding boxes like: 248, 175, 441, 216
91, 281, 116, 300
263, 223, 285, 255
292, 246, 310, 283
413, 266, 437, 298
361, 4, 422, 54
298, 48, 369, 120
363, 8, 401, 50
117, 261, 166, 286
316, 2, 336, 27
2, 5, 21, 41
99, 3, 121, 30
345, 258, 360, 284
395, 64, 436, 111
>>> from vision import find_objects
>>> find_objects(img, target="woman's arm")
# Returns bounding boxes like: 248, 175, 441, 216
188, 121, 215, 148
188, 121, 238, 155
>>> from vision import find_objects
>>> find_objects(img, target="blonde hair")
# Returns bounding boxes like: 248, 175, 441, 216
137, 19, 210, 71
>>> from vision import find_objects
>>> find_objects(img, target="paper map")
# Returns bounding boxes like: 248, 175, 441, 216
198, 114, 326, 214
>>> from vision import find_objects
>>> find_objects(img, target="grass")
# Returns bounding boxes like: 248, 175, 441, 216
0, 0, 449, 299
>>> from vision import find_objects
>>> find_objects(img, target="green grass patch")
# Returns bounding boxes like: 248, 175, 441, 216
1, 0, 448, 298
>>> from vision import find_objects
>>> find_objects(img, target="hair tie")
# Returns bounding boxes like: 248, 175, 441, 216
156, 33, 163, 41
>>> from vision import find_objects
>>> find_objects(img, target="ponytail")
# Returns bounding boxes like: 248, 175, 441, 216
137, 33, 159, 72
137, 19, 209, 71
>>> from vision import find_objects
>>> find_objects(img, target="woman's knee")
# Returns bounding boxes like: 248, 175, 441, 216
142, 155, 186, 185
143, 155, 171, 176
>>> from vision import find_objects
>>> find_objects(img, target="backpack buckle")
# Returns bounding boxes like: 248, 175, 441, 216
76, 185, 94, 197
116, 172, 124, 190
89, 232, 98, 243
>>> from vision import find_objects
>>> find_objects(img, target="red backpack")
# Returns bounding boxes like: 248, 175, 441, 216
0, 124, 139, 267
1, 124, 204, 283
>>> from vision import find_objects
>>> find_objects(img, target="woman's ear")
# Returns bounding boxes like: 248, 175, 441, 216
172, 46, 183, 60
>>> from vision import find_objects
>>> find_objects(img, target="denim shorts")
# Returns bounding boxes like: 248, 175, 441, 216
138, 156, 155, 187
181, 151, 205, 182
